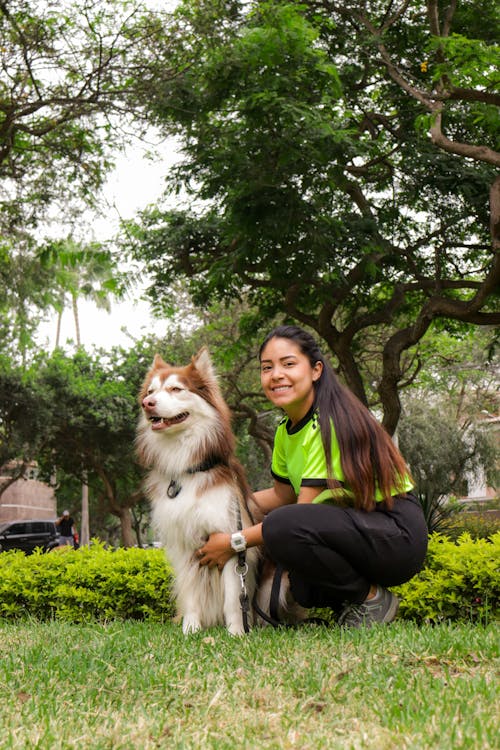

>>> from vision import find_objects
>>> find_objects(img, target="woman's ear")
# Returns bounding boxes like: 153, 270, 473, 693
312, 361, 323, 381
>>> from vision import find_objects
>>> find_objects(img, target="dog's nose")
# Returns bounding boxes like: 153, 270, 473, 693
143, 396, 156, 410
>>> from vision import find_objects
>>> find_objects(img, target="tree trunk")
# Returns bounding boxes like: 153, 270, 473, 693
96, 467, 138, 548
116, 507, 135, 548
55, 310, 62, 349
81, 476, 90, 546
72, 295, 81, 347
490, 174, 500, 251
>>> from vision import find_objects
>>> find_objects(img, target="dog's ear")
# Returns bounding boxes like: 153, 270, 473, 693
192, 347, 217, 385
152, 353, 169, 369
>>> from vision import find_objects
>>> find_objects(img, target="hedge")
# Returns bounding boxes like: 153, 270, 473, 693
393, 532, 499, 624
0, 541, 175, 622
0, 533, 498, 624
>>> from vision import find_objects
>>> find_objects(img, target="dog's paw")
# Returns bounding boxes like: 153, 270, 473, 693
226, 618, 247, 636
182, 615, 201, 635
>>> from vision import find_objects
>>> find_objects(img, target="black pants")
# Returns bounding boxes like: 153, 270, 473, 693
262, 494, 428, 610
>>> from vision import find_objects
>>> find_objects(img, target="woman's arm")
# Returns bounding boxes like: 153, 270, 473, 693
297, 485, 324, 504
196, 481, 296, 569
250, 481, 296, 521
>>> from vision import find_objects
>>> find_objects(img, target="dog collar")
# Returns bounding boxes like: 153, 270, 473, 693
186, 456, 225, 474
167, 457, 226, 498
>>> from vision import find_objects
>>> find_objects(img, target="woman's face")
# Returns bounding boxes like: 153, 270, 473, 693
260, 337, 323, 425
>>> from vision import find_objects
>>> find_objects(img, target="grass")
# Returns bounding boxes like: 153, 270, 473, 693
0, 620, 498, 749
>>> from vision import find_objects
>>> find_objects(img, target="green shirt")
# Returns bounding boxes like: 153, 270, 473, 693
271, 408, 413, 504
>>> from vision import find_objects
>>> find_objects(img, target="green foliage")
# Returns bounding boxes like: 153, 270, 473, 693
446, 507, 500, 541
0, 235, 57, 362
0, 355, 55, 480
0, 0, 174, 232
393, 533, 500, 624
0, 1, 175, 359
0, 543, 175, 622
1, 534, 498, 627
429, 33, 500, 91
398, 396, 498, 532
125, 0, 499, 433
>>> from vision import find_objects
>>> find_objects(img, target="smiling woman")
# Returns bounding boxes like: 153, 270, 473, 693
259, 336, 323, 426
198, 325, 429, 629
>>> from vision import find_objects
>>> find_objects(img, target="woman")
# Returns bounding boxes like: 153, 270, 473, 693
197, 325, 428, 627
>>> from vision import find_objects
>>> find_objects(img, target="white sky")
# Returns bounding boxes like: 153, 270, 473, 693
37, 135, 182, 351
35, 0, 186, 352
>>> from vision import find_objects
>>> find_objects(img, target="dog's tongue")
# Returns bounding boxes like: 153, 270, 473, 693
151, 412, 189, 430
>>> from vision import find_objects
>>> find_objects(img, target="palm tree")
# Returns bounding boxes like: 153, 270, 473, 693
49, 237, 120, 348
43, 237, 124, 544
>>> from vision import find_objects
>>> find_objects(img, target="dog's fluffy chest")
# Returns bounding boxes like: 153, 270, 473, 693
147, 470, 238, 553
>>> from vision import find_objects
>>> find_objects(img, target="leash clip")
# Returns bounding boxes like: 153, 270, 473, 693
235, 556, 250, 632
235, 559, 248, 596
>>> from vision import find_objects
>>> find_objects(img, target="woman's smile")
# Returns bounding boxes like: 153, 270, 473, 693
260, 337, 322, 424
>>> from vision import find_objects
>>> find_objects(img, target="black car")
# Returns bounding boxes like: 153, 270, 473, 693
0, 519, 60, 554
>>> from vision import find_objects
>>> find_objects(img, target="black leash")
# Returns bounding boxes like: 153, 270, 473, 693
252, 563, 288, 628
253, 563, 330, 629
234, 502, 251, 633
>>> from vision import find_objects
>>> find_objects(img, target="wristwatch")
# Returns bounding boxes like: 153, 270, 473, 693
230, 531, 247, 553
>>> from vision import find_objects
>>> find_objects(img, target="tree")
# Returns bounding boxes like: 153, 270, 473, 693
0, 0, 177, 360
0, 233, 57, 365
32, 346, 151, 546
123, 0, 500, 433
0, 0, 176, 232
0, 355, 54, 498
398, 399, 498, 533
40, 237, 124, 348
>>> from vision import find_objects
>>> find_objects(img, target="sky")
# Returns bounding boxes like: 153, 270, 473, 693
34, 0, 189, 352
37, 136, 181, 351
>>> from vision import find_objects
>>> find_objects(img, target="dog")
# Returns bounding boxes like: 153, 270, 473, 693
136, 348, 260, 635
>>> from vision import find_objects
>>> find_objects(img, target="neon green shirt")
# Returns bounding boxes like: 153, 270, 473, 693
271, 408, 413, 504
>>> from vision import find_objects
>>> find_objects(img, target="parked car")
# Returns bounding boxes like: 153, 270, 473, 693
0, 519, 60, 554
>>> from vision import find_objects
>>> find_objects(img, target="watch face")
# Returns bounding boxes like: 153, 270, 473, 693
231, 532, 246, 551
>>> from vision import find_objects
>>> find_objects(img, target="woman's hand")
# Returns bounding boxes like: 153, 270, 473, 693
196, 532, 233, 570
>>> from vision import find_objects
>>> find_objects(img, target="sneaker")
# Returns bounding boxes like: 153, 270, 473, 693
338, 586, 399, 628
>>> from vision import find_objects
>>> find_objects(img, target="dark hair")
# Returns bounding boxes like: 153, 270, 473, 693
260, 326, 410, 510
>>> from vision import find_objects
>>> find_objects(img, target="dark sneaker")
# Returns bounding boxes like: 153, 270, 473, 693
338, 586, 399, 628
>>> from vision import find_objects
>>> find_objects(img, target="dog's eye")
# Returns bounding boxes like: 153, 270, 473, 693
169, 386, 183, 393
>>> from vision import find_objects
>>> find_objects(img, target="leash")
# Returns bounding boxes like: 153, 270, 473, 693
252, 563, 287, 628
252, 562, 330, 629
234, 502, 251, 633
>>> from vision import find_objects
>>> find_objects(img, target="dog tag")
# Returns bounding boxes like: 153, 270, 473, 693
167, 480, 181, 498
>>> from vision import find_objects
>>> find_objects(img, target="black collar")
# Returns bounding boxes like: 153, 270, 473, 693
186, 456, 225, 474
167, 456, 225, 498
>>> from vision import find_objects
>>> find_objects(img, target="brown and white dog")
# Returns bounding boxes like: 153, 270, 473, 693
136, 348, 260, 635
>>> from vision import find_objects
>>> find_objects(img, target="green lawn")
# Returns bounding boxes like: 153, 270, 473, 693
0, 620, 497, 749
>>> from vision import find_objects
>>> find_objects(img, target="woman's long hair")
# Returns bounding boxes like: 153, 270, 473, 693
259, 326, 410, 510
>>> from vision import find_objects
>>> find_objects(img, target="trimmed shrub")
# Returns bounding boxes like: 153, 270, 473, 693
0, 542, 175, 622
446, 510, 500, 541
393, 532, 500, 624
0, 534, 498, 625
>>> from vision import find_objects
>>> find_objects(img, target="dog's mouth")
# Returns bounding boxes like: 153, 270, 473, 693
149, 412, 189, 430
